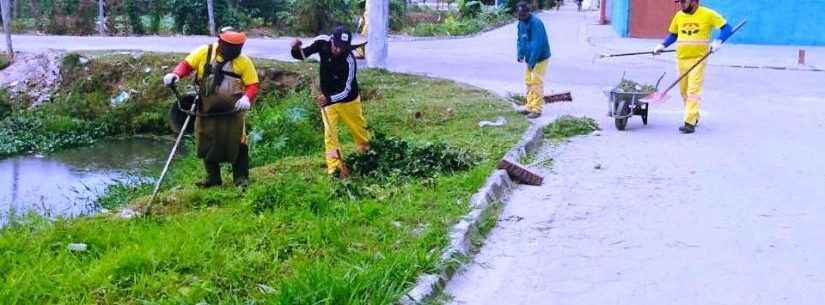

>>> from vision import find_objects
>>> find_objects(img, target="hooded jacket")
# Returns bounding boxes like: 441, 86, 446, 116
517, 14, 551, 69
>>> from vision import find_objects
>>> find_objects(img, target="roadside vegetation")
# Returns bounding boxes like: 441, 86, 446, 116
3, 0, 559, 38
0, 52, 527, 304
0, 53, 9, 70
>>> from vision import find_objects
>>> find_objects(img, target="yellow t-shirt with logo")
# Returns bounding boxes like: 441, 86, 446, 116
668, 6, 726, 59
184, 43, 259, 86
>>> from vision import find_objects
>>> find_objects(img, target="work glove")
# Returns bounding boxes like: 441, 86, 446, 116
652, 44, 666, 55
710, 39, 722, 52
163, 73, 179, 86
235, 95, 251, 111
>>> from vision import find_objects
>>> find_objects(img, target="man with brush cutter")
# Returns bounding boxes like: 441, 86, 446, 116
291, 26, 371, 178
162, 27, 260, 188
653, 0, 733, 134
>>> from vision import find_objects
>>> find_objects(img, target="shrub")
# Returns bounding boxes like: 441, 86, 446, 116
293, 0, 354, 35
0, 53, 9, 70
345, 130, 478, 179
458, 0, 482, 18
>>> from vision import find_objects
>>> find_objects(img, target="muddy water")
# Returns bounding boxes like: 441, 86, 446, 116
0, 138, 171, 226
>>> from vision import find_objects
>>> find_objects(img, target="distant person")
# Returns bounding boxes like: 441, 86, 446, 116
290, 26, 371, 178
653, 0, 732, 134
515, 2, 551, 119
163, 27, 259, 187
576, 0, 583, 11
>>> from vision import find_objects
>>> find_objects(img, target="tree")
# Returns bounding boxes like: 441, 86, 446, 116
1, 0, 12, 61
207, 0, 215, 36
366, 0, 388, 68
97, 0, 107, 35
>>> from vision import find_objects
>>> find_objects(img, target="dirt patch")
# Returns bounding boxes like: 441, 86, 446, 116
258, 68, 307, 94
0, 51, 64, 106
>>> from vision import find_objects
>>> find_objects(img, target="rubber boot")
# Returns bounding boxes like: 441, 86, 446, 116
196, 161, 222, 188
232, 144, 250, 187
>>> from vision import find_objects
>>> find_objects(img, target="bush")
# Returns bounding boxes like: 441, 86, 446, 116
294, 0, 354, 35
0, 89, 11, 119
345, 131, 478, 179
0, 53, 9, 70
126, 0, 146, 35
458, 0, 483, 18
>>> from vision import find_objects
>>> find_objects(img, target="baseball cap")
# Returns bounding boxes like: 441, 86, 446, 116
331, 26, 352, 48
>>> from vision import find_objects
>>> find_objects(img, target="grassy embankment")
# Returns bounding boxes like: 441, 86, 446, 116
0, 52, 527, 304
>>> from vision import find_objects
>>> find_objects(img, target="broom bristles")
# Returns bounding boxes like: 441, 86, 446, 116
497, 159, 543, 186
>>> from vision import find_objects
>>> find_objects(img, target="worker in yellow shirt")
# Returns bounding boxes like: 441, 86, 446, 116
653, 0, 732, 134
163, 27, 260, 187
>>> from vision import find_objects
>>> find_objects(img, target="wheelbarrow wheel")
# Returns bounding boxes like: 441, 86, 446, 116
615, 117, 628, 130
640, 103, 649, 125
614, 100, 630, 131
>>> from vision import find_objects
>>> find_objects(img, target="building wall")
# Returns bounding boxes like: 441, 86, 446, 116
610, 0, 629, 37
612, 0, 825, 46
628, 0, 677, 38
703, 0, 824, 45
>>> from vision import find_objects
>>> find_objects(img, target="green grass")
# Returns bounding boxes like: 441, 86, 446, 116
0, 55, 527, 304
543, 115, 600, 140
0, 53, 9, 70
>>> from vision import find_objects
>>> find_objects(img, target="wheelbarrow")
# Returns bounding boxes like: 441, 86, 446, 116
603, 73, 665, 131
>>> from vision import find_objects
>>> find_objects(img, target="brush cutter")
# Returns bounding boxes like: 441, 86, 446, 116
642, 20, 748, 104
146, 84, 195, 214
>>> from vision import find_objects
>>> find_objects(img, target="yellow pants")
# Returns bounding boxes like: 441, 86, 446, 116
524, 60, 549, 114
678, 57, 707, 125
322, 97, 370, 174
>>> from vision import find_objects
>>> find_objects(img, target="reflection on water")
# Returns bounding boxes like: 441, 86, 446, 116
0, 138, 171, 226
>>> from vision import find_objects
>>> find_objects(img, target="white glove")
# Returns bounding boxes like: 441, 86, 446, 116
710, 39, 722, 52
235, 95, 251, 111
163, 73, 179, 86
652, 44, 666, 55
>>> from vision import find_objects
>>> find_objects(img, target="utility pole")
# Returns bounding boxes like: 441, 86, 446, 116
207, 0, 216, 36
97, 0, 106, 35
366, 0, 388, 69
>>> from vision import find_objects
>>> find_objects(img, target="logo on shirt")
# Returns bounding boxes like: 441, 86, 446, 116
681, 23, 700, 36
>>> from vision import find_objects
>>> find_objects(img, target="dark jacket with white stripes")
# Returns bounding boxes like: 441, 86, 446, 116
291, 39, 359, 105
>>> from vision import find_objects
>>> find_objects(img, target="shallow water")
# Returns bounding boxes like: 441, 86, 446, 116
0, 138, 171, 226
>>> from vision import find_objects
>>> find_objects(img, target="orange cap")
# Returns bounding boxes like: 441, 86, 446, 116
219, 30, 247, 45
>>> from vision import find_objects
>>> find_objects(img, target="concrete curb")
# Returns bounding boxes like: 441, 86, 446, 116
398, 121, 547, 305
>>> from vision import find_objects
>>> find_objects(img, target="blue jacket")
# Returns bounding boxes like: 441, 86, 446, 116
517, 15, 551, 69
